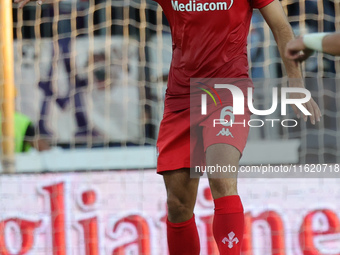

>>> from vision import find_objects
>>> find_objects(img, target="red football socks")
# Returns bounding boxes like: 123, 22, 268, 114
213, 195, 244, 254
167, 214, 200, 255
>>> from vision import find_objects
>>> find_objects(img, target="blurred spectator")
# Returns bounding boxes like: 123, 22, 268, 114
0, 112, 50, 153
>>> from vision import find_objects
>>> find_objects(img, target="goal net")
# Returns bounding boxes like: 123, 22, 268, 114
0, 0, 339, 255
8, 0, 340, 168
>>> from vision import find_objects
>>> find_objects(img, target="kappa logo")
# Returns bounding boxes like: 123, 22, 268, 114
222, 231, 239, 248
216, 128, 234, 137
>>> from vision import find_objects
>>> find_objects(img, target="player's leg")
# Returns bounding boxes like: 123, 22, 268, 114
157, 108, 202, 254
163, 168, 200, 255
206, 144, 244, 254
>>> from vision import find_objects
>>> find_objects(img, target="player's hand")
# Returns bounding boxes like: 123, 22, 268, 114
14, 0, 44, 8
288, 80, 321, 125
285, 36, 314, 63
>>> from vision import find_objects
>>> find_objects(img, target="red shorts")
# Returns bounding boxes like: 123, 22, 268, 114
156, 103, 251, 173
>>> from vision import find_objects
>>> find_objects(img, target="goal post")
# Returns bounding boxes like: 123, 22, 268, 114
0, 0, 16, 173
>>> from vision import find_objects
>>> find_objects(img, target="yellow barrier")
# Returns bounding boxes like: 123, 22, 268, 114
0, 0, 16, 173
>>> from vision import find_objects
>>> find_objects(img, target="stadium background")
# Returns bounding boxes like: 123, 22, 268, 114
0, 0, 340, 254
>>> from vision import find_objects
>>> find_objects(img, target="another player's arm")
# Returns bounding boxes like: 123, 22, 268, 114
259, 0, 321, 124
322, 33, 340, 55
285, 33, 340, 61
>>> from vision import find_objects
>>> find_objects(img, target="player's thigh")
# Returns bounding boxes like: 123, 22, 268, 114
163, 169, 200, 218
206, 143, 240, 199
201, 103, 250, 198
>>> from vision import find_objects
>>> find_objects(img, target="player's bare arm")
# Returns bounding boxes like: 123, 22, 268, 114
285, 33, 340, 60
260, 0, 322, 125
13, 0, 43, 8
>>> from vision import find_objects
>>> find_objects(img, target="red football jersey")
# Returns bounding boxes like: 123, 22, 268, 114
155, 0, 274, 112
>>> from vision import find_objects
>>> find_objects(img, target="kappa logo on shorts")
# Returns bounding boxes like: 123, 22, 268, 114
222, 231, 239, 248
216, 128, 234, 137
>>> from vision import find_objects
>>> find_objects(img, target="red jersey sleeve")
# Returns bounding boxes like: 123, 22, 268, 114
251, 0, 275, 9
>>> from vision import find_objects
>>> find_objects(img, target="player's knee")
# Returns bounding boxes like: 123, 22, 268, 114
209, 178, 238, 199
167, 196, 194, 222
